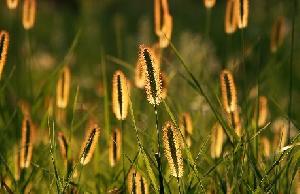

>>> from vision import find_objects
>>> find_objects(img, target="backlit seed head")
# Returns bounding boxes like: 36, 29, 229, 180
260, 136, 270, 158
112, 70, 129, 120
162, 121, 184, 178
234, 0, 249, 29
179, 112, 193, 147
203, 0, 216, 8
154, 0, 173, 48
57, 131, 68, 165
109, 128, 121, 167
220, 70, 237, 113
272, 118, 288, 150
270, 16, 287, 53
6, 0, 18, 9
127, 167, 149, 194
22, 0, 36, 30
139, 45, 162, 105
257, 96, 268, 127
296, 170, 300, 194
56, 66, 71, 109
211, 122, 224, 158
225, 0, 237, 34
80, 124, 100, 165
20, 115, 33, 168
0, 31, 9, 80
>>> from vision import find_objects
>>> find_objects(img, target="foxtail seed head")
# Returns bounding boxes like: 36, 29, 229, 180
203, 0, 216, 9
139, 45, 162, 106
220, 70, 237, 113
80, 124, 100, 165
230, 110, 242, 137
0, 31, 9, 80
272, 118, 288, 151
127, 167, 149, 194
258, 96, 268, 127
20, 115, 33, 168
211, 122, 224, 158
162, 121, 184, 178
7, 0, 18, 9
234, 0, 249, 29
109, 128, 121, 167
56, 66, 71, 109
225, 0, 237, 34
57, 131, 68, 165
154, 0, 173, 48
260, 137, 270, 158
270, 17, 287, 53
22, 0, 36, 30
112, 70, 129, 120
179, 112, 193, 147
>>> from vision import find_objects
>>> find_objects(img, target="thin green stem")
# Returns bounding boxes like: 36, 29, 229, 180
154, 104, 164, 194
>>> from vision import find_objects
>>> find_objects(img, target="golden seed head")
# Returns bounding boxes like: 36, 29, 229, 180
57, 131, 68, 164
257, 96, 268, 127
154, 0, 173, 48
22, 0, 36, 30
139, 45, 162, 106
56, 66, 71, 109
0, 31, 9, 80
162, 121, 184, 178
203, 0, 216, 8
228, 109, 242, 137
296, 170, 300, 194
109, 128, 121, 167
127, 167, 149, 194
112, 70, 129, 120
234, 0, 249, 29
211, 122, 224, 158
270, 16, 287, 53
7, 0, 18, 9
225, 0, 237, 34
179, 112, 193, 147
260, 136, 270, 158
220, 69, 237, 113
80, 124, 100, 165
20, 115, 33, 168
272, 118, 288, 150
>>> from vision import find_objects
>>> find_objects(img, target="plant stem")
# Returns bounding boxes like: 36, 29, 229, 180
154, 104, 164, 194
121, 119, 126, 191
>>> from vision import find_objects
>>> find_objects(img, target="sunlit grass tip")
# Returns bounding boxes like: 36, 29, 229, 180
139, 44, 162, 106
127, 167, 149, 194
234, 0, 249, 29
204, 0, 216, 9
211, 122, 224, 158
80, 124, 100, 165
7, 0, 18, 9
220, 69, 237, 113
20, 115, 33, 168
0, 31, 9, 80
109, 128, 121, 167
112, 70, 129, 120
22, 0, 36, 30
162, 121, 184, 178
179, 112, 193, 147
225, 0, 237, 34
56, 66, 71, 109
57, 131, 68, 164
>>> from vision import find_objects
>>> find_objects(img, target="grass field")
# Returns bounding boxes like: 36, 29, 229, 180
0, 0, 300, 193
